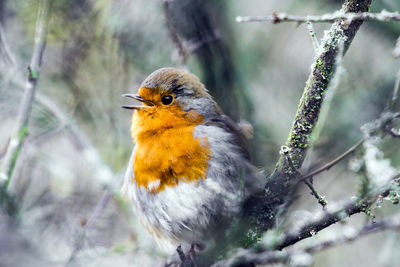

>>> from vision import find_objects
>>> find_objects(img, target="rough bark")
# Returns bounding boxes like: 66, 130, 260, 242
258, 0, 372, 229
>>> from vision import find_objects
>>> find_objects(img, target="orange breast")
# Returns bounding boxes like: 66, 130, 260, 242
130, 102, 211, 193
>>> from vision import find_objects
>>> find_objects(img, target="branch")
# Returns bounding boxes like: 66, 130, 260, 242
275, 197, 370, 250
273, 111, 400, 250
0, 7, 115, 190
304, 214, 400, 253
261, 0, 371, 215
0, 25, 15, 66
67, 190, 112, 264
304, 178, 328, 207
162, 0, 188, 65
301, 138, 364, 180
305, 21, 320, 54
0, 0, 51, 190
212, 214, 400, 266
236, 10, 400, 24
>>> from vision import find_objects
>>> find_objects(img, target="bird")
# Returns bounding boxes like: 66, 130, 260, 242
121, 68, 261, 263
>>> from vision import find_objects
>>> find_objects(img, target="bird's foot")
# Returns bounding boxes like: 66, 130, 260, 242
176, 244, 200, 267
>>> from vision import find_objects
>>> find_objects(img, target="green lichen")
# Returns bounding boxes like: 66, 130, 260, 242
259, 0, 372, 243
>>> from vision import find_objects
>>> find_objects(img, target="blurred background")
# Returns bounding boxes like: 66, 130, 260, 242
0, 0, 399, 266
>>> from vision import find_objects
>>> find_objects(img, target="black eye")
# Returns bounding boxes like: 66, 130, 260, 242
161, 95, 173, 105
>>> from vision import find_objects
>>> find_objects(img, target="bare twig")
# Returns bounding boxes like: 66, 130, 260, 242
66, 190, 112, 265
0, 25, 15, 65
388, 69, 400, 111
301, 138, 364, 180
304, 178, 328, 207
236, 10, 400, 24
0, 0, 52, 189
0, 7, 115, 190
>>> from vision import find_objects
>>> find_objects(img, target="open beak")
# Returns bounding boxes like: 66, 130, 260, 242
121, 94, 154, 110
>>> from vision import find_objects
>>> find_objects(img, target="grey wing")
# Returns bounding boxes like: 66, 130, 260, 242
121, 149, 135, 198
206, 114, 252, 160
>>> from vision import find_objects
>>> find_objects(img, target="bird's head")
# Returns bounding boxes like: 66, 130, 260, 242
123, 68, 221, 136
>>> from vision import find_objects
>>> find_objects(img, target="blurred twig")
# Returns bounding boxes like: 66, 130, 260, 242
305, 21, 320, 54
0, 18, 116, 189
389, 69, 400, 111
67, 190, 112, 265
236, 10, 400, 24
301, 138, 364, 180
0, 25, 15, 65
165, 0, 253, 120
162, 0, 188, 65
0, 0, 51, 190
304, 178, 327, 207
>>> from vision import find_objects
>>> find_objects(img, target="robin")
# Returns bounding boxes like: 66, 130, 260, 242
121, 68, 261, 262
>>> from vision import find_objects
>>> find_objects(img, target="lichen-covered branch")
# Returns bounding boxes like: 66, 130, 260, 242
0, 0, 51, 190
236, 10, 400, 24
275, 197, 371, 250
212, 213, 400, 266
262, 0, 372, 211
304, 214, 400, 252
215, 103, 400, 266
276, 110, 400, 250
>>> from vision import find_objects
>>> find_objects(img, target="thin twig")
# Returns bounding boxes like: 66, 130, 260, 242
389, 69, 400, 111
301, 138, 364, 180
304, 178, 328, 207
236, 10, 400, 24
0, 12, 115, 189
305, 21, 320, 54
0, 25, 15, 65
66, 190, 112, 265
0, 0, 52, 189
